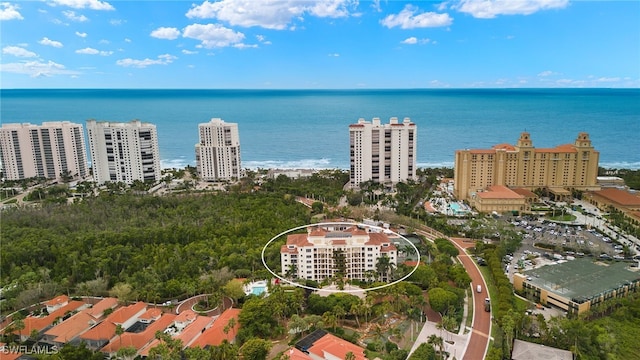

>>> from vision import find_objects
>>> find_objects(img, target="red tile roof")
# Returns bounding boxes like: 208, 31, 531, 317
281, 347, 313, 360
476, 185, 524, 199
138, 308, 162, 322
85, 297, 119, 319
592, 188, 640, 207
19, 300, 86, 336
176, 316, 213, 347
100, 313, 176, 355
45, 295, 70, 308
45, 311, 94, 343
308, 333, 366, 360
80, 302, 146, 341
189, 308, 241, 348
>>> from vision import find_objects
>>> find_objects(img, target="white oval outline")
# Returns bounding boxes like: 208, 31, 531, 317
261, 222, 421, 293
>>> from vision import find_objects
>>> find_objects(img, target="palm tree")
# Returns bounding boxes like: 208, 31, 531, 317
115, 324, 125, 348
427, 334, 445, 359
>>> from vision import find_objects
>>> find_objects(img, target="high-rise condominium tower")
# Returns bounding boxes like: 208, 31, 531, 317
195, 118, 241, 181
454, 132, 600, 201
349, 117, 416, 189
86, 120, 161, 185
0, 121, 88, 181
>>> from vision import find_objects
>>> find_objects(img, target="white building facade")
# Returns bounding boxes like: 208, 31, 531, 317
281, 225, 397, 282
0, 121, 88, 181
349, 117, 416, 189
86, 120, 161, 185
195, 118, 241, 181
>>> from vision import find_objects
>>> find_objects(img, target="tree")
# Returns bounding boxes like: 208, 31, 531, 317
110, 282, 135, 304
428, 287, 458, 314
345, 351, 356, 360
116, 346, 137, 360
223, 279, 246, 304
408, 342, 436, 360
115, 324, 125, 348
239, 338, 272, 360
288, 314, 308, 336
427, 334, 445, 360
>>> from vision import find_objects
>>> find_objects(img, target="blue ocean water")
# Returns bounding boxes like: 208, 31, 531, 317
1, 89, 638, 170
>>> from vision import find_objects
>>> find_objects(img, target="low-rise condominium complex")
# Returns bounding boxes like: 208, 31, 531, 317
0, 121, 88, 181
281, 224, 397, 282
349, 117, 416, 189
86, 119, 162, 185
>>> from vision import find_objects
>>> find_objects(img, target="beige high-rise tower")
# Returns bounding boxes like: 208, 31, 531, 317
195, 118, 241, 181
0, 121, 88, 181
349, 117, 416, 189
454, 132, 600, 201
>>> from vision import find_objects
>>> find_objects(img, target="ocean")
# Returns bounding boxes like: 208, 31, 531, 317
1, 88, 639, 170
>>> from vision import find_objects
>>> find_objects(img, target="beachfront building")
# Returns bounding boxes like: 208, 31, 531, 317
195, 118, 241, 181
583, 188, 640, 223
86, 120, 161, 185
349, 117, 416, 189
0, 121, 88, 181
281, 224, 397, 282
454, 132, 600, 203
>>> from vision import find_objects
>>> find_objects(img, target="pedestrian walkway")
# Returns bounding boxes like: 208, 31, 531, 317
409, 320, 469, 359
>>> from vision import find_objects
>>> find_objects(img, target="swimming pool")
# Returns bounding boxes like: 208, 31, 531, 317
449, 203, 461, 211
251, 286, 266, 295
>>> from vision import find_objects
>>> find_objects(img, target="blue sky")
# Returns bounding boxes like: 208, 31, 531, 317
1, 0, 639, 89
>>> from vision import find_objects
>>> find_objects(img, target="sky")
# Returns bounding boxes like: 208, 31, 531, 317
1, 0, 639, 89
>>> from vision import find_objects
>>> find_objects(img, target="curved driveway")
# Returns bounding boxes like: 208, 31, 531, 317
450, 237, 491, 360
416, 227, 491, 360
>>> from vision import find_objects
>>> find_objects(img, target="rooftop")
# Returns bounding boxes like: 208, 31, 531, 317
523, 258, 640, 302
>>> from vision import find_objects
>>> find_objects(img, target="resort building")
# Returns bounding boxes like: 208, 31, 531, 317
454, 132, 600, 203
0, 121, 88, 181
513, 258, 640, 315
86, 120, 161, 185
583, 188, 640, 222
195, 118, 241, 181
470, 185, 531, 214
295, 329, 367, 360
349, 117, 416, 189
281, 224, 397, 282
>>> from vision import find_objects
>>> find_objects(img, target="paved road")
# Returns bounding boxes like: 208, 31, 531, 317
450, 238, 491, 360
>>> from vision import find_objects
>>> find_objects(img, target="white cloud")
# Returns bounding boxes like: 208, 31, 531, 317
328, 53, 340, 57
75, 47, 112, 55
151, 27, 181, 40
39, 37, 64, 48
596, 77, 620, 83
110, 19, 123, 25
182, 49, 198, 55
124, 38, 131, 43
402, 37, 417, 44
233, 43, 258, 49
537, 70, 556, 77
454, 0, 569, 19
2, 45, 37, 57
49, 0, 114, 11
63, 10, 88, 22
186, 0, 357, 30
182, 23, 245, 48
381, 5, 453, 29
0, 2, 23, 20
116, 54, 177, 68
401, 36, 431, 45
0, 60, 80, 77
75, 31, 87, 37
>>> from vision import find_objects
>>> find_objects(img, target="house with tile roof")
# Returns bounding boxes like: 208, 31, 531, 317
17, 299, 87, 341
44, 295, 70, 313
138, 312, 213, 357
296, 329, 367, 360
189, 308, 241, 349
79, 301, 147, 350
42, 297, 119, 346
584, 188, 640, 222
100, 313, 176, 358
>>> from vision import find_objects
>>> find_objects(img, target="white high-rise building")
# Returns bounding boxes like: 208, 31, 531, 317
349, 117, 416, 189
0, 121, 88, 181
195, 118, 241, 181
86, 120, 161, 185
